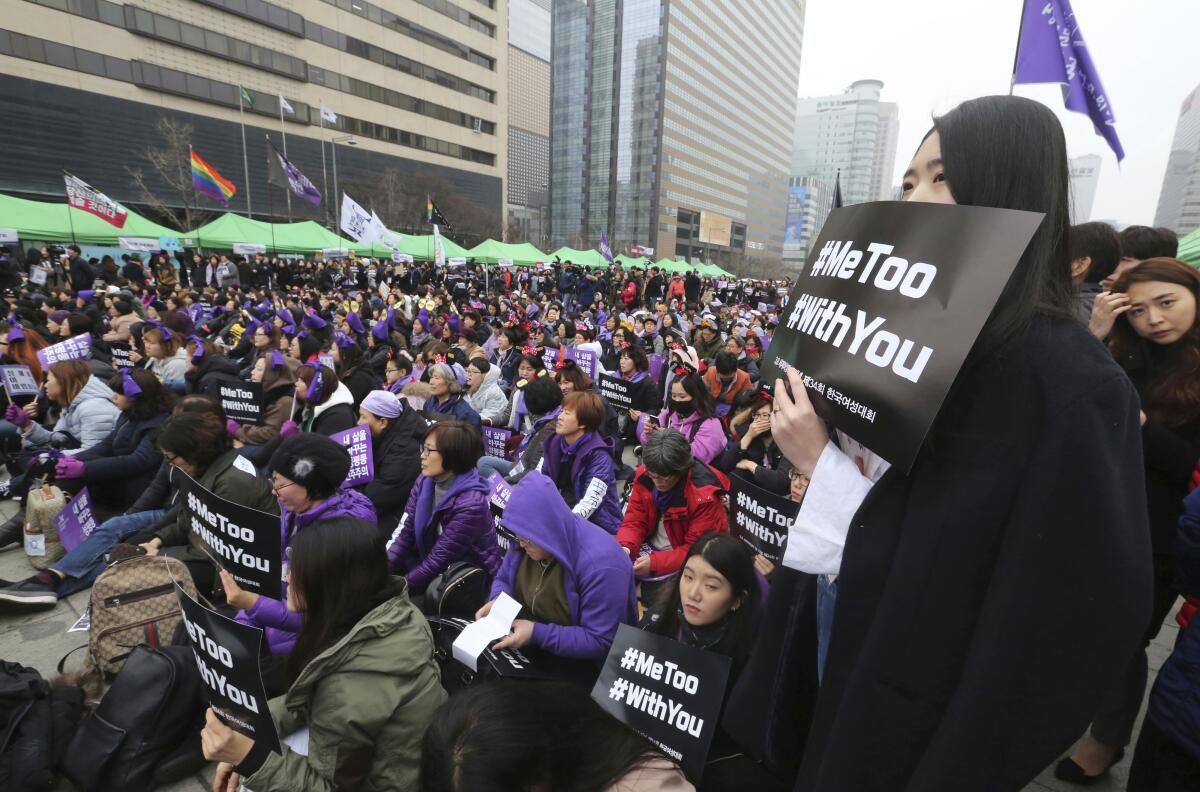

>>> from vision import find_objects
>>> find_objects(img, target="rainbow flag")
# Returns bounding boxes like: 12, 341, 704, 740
190, 146, 236, 207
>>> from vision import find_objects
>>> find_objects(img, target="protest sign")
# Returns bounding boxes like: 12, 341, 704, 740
0, 228, 17, 243
488, 473, 513, 515
56, 487, 97, 552
29, 267, 47, 286
37, 333, 92, 368
317, 353, 336, 371
0, 365, 40, 398
107, 342, 137, 370
204, 381, 264, 426
729, 477, 796, 565
232, 243, 267, 255
330, 425, 374, 486
592, 624, 732, 779
481, 425, 513, 461
175, 583, 281, 755
568, 346, 597, 377
181, 472, 281, 598
597, 372, 634, 411
762, 202, 1043, 472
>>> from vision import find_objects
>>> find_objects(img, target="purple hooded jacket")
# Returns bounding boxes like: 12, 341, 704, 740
387, 469, 499, 594
237, 488, 377, 654
490, 472, 637, 661
539, 431, 624, 534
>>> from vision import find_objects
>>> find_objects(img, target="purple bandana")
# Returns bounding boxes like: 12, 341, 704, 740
120, 369, 142, 400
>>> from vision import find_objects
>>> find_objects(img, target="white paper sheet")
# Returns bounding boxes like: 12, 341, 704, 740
451, 592, 521, 672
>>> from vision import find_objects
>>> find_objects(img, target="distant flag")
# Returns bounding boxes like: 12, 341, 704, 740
239, 85, 254, 108
63, 173, 127, 228
319, 104, 338, 124
190, 147, 236, 207
831, 170, 843, 211
432, 223, 446, 267
339, 192, 374, 243
426, 195, 451, 231
266, 135, 321, 205
1013, 0, 1124, 161
599, 231, 614, 264
278, 94, 294, 115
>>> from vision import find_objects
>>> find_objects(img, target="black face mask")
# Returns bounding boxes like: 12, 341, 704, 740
670, 399, 695, 418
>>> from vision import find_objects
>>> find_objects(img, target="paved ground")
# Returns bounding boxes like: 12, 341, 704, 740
0, 494, 1179, 791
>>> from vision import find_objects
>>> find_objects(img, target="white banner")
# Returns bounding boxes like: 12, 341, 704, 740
448, 257, 467, 266
321, 247, 350, 258
0, 229, 17, 244
117, 237, 159, 252
232, 242, 267, 255
371, 212, 401, 249
433, 224, 446, 267
498, 258, 513, 267
391, 251, 413, 263
339, 193, 373, 243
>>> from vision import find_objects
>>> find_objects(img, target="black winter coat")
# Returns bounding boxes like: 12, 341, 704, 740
362, 405, 426, 529
731, 318, 1154, 791
76, 411, 168, 508
184, 355, 242, 396
340, 364, 381, 410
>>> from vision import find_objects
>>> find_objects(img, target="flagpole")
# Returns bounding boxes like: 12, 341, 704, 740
61, 170, 78, 247
238, 89, 252, 217
319, 107, 329, 229
265, 137, 276, 254
1009, 0, 1026, 96
187, 146, 204, 256
279, 99, 292, 222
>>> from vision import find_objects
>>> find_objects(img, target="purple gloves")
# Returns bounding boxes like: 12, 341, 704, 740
55, 457, 85, 479
279, 420, 300, 439
225, 419, 240, 437
5, 404, 30, 429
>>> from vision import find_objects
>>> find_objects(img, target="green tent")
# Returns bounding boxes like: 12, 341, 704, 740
1179, 228, 1200, 267
183, 214, 366, 254
0, 193, 181, 246
614, 253, 653, 269
549, 246, 607, 268
467, 239, 547, 265
655, 258, 694, 275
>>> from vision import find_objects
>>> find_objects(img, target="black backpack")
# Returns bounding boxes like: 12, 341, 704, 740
61, 645, 205, 792
0, 660, 83, 792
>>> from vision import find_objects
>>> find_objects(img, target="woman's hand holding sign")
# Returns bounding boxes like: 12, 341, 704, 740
771, 368, 829, 476
220, 569, 260, 612
201, 708, 253, 765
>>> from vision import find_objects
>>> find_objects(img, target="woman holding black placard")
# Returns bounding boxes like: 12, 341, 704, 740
752, 96, 1152, 791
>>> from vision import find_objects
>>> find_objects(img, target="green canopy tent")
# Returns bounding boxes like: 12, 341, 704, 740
654, 258, 694, 275
184, 214, 367, 255
466, 239, 547, 265
549, 246, 607, 268
0, 193, 181, 246
1179, 227, 1200, 267
614, 253, 653, 269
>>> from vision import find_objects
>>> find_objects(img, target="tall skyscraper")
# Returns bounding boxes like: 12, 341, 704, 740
0, 0, 505, 225
1154, 83, 1200, 234
507, 0, 551, 245
1069, 154, 1102, 224
550, 0, 805, 269
786, 80, 899, 267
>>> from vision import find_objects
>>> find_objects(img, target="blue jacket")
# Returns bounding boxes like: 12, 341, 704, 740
490, 472, 637, 661
539, 431, 623, 534
422, 393, 481, 429
1147, 484, 1200, 760
387, 469, 499, 594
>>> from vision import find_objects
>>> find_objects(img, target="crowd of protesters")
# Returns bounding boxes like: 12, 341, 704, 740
0, 94, 1196, 792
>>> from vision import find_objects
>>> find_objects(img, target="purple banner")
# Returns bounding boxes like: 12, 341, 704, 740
481, 425, 513, 461
37, 332, 92, 368
648, 354, 665, 383
567, 347, 597, 377
331, 425, 374, 487
56, 487, 97, 552
488, 472, 512, 513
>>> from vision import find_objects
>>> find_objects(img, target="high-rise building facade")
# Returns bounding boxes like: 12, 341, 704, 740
1069, 154, 1102, 224
550, 0, 805, 269
0, 0, 506, 229
786, 79, 899, 267
1154, 83, 1200, 234
507, 0, 551, 245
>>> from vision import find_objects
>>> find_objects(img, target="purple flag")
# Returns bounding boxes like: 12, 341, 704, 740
266, 136, 323, 205
1014, 0, 1123, 161
599, 232, 614, 264
330, 425, 373, 487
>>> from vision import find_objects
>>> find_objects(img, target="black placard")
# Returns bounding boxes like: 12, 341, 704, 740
204, 381, 265, 426
762, 202, 1043, 472
108, 342, 137, 370
729, 477, 797, 565
175, 583, 281, 754
597, 372, 633, 411
592, 624, 732, 780
181, 472, 281, 599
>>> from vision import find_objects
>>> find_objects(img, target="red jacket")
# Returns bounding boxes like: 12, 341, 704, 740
617, 461, 729, 576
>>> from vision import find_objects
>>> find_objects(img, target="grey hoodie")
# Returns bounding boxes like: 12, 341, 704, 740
24, 374, 119, 454
466, 364, 508, 424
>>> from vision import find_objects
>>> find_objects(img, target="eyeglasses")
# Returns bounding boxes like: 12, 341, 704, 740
271, 478, 297, 493
420, 445, 440, 457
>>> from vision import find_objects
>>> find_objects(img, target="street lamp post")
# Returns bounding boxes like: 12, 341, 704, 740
331, 135, 356, 232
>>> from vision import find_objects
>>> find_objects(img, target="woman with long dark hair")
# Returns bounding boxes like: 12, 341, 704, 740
756, 96, 1152, 790
641, 371, 725, 465
204, 517, 446, 792
1058, 258, 1200, 782
420, 680, 689, 792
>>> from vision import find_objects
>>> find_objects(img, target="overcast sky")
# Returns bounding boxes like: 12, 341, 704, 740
795, 0, 1199, 226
